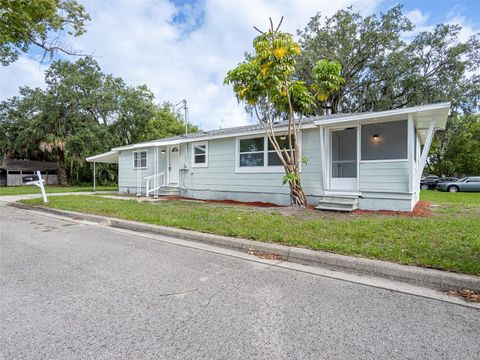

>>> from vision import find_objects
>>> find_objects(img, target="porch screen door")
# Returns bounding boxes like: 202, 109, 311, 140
168, 146, 180, 185
330, 128, 357, 190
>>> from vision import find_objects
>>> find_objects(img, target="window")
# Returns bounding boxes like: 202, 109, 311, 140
133, 150, 147, 169
361, 120, 408, 161
239, 137, 264, 167
236, 134, 300, 172
192, 142, 208, 167
268, 135, 295, 166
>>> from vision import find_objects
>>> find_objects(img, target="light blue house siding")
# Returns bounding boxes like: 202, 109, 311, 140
117, 125, 414, 209
118, 147, 167, 194
180, 128, 324, 205
358, 161, 413, 211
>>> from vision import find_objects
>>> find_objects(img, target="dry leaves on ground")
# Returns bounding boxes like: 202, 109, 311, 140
248, 248, 285, 261
447, 289, 480, 303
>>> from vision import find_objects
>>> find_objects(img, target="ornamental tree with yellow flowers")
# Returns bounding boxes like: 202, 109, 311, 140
224, 18, 344, 207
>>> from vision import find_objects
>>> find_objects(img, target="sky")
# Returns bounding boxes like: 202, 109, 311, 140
1, 0, 479, 131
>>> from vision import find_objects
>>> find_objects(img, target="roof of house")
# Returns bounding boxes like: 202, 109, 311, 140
109, 112, 365, 152
0, 159, 59, 171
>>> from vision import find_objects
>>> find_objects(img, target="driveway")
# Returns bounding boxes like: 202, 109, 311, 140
1, 204, 479, 359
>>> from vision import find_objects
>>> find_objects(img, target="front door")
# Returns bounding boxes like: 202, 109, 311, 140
330, 127, 358, 191
168, 146, 180, 185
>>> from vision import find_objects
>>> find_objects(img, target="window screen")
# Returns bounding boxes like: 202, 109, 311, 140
361, 120, 408, 160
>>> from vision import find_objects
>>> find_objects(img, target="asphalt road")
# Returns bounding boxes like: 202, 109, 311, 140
1, 204, 479, 360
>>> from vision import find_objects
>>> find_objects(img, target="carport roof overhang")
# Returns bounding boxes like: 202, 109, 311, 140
86, 151, 119, 164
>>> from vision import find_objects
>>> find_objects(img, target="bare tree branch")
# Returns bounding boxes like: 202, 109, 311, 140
275, 16, 284, 32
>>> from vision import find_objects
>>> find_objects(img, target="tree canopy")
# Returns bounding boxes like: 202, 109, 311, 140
0, 0, 90, 65
0, 57, 199, 184
296, 5, 479, 115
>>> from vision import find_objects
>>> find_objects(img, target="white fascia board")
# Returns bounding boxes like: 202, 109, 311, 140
112, 139, 183, 151
111, 123, 317, 151
313, 102, 451, 126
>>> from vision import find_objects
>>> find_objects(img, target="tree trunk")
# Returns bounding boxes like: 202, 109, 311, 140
289, 179, 307, 207
58, 167, 68, 185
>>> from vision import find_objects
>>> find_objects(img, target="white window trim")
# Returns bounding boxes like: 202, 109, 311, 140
133, 150, 148, 169
235, 133, 302, 173
191, 141, 208, 168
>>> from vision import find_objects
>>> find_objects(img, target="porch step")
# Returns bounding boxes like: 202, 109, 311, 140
148, 186, 182, 197
315, 195, 359, 212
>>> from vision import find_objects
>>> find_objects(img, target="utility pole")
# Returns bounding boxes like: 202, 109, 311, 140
175, 99, 188, 135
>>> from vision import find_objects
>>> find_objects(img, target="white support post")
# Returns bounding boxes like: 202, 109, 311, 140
93, 162, 96, 192
319, 126, 328, 191
36, 171, 47, 203
407, 114, 414, 193
418, 118, 436, 185
155, 146, 159, 198
154, 146, 158, 198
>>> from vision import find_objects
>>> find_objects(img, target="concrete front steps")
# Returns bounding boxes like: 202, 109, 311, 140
148, 186, 182, 197
315, 195, 359, 212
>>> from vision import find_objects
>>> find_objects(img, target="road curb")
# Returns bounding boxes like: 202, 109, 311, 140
11, 202, 480, 292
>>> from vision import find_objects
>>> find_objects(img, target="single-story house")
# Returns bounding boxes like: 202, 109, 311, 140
0, 159, 59, 186
87, 102, 450, 211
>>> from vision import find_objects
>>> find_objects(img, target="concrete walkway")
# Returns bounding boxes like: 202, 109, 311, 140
0, 191, 114, 203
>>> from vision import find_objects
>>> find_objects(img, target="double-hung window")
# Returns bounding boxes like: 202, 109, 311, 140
133, 150, 147, 169
236, 134, 298, 172
192, 142, 208, 167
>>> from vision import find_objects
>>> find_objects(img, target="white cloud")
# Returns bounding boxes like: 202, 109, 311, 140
0, 56, 47, 99
404, 9, 435, 37
0, 0, 397, 131
445, 12, 478, 43
405, 6, 479, 43
406, 9, 428, 26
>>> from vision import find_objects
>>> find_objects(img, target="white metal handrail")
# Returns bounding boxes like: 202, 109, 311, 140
145, 171, 166, 196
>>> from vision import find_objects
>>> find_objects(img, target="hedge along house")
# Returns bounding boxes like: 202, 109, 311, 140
86, 103, 450, 211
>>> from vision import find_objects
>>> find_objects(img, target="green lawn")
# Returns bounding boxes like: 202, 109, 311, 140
20, 190, 480, 274
0, 185, 118, 196
420, 190, 480, 205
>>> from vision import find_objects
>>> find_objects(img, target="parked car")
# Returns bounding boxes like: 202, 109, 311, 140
438, 177, 458, 183
420, 176, 458, 190
420, 175, 440, 190
436, 177, 480, 192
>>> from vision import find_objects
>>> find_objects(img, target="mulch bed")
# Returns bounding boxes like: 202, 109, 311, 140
447, 290, 480, 303
353, 201, 432, 217
159, 196, 283, 208
155, 196, 432, 216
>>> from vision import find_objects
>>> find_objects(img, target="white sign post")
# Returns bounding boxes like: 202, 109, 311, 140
22, 170, 48, 203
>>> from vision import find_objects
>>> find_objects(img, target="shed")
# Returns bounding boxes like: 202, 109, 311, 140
0, 159, 59, 186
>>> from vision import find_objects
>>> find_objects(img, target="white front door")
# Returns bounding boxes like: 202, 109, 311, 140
168, 146, 180, 185
330, 127, 358, 191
